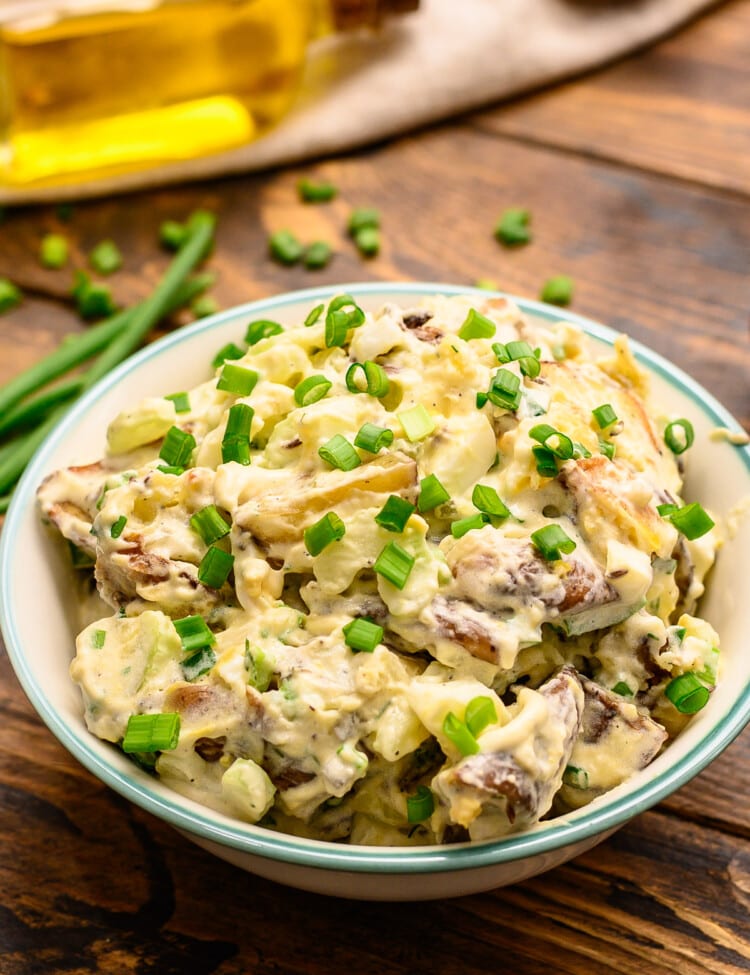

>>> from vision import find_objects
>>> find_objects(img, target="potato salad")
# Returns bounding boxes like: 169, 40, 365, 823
38, 292, 721, 846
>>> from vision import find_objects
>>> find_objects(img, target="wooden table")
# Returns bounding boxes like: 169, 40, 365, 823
1, 3, 749, 972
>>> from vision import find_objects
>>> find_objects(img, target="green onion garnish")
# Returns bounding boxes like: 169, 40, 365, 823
465, 696, 497, 737
612, 681, 633, 697
190, 505, 231, 545
573, 442, 592, 459
662, 502, 714, 540
354, 226, 380, 257
159, 426, 196, 468
442, 712, 480, 755
72, 271, 116, 319
665, 672, 710, 714
269, 229, 304, 265
211, 342, 245, 368
217, 363, 259, 396
110, 515, 127, 539
245, 319, 283, 345
318, 434, 361, 471
245, 642, 274, 692
487, 369, 521, 411
182, 646, 216, 682
298, 178, 337, 203
495, 208, 531, 246
294, 374, 332, 406
599, 439, 616, 460
92, 629, 106, 649
472, 484, 510, 520
304, 512, 346, 556
373, 541, 415, 590
406, 785, 434, 823
304, 240, 333, 270
191, 295, 220, 319
157, 464, 184, 476
348, 208, 380, 235
0, 278, 22, 313
562, 765, 589, 789
592, 404, 618, 429
451, 513, 489, 539
221, 439, 251, 465
325, 294, 366, 348
397, 404, 435, 442
89, 239, 123, 275
304, 303, 325, 327
458, 309, 496, 341
160, 219, 188, 251
224, 403, 254, 441
502, 339, 541, 378
417, 473, 450, 512
165, 392, 190, 414
174, 615, 215, 653
40, 233, 69, 269
492, 342, 510, 364
342, 618, 383, 653
345, 361, 390, 398
540, 275, 574, 306
530, 423, 574, 459
664, 419, 695, 455
197, 546, 234, 588
531, 524, 576, 560
122, 712, 181, 753
354, 423, 394, 453
375, 495, 415, 533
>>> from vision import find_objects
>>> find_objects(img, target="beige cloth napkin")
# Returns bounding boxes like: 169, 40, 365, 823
3, 0, 718, 203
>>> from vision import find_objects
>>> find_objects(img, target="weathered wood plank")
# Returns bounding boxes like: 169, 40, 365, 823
471, 0, 750, 196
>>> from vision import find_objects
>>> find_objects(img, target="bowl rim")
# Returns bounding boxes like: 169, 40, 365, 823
2, 280, 749, 875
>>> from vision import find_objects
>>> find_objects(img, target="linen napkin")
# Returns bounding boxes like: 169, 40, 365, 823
2, 0, 719, 203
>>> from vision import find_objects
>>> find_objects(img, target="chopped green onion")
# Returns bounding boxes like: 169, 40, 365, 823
442, 712, 479, 756
0, 278, 22, 313
245, 319, 283, 346
674, 626, 687, 641
72, 271, 116, 319
375, 495, 415, 533
487, 369, 521, 411
530, 423, 574, 460
354, 226, 380, 257
122, 713, 181, 753
465, 696, 497, 737
592, 404, 618, 429
476, 392, 488, 409
325, 294, 366, 347
40, 233, 69, 269
298, 178, 337, 203
89, 239, 123, 275
190, 505, 231, 545
92, 629, 106, 649
665, 672, 710, 714
269, 229, 303, 265
572, 442, 592, 459
191, 295, 220, 319
110, 515, 127, 539
159, 426, 196, 468
182, 646, 216, 681
221, 439, 251, 465
657, 502, 679, 517
562, 765, 589, 789
157, 464, 184, 476
540, 275, 574, 306
503, 339, 541, 378
417, 473, 451, 512
318, 434, 361, 471
342, 618, 383, 653
451, 513, 489, 539
224, 403, 254, 440
304, 303, 324, 327
345, 361, 390, 397
294, 374, 332, 406
599, 439, 616, 460
531, 524, 576, 560
304, 512, 346, 556
406, 785, 434, 823
348, 208, 380, 235
354, 423, 394, 453
491, 342, 511, 364
495, 208, 531, 246
304, 240, 333, 270
472, 484, 510, 520
165, 392, 190, 414
160, 219, 188, 251
664, 419, 695, 455
198, 546, 234, 588
663, 502, 714, 540
373, 541, 415, 590
612, 681, 633, 697
211, 342, 245, 368
174, 615, 215, 653
458, 309, 496, 341
217, 363, 259, 396
397, 404, 435, 442
245, 641, 274, 691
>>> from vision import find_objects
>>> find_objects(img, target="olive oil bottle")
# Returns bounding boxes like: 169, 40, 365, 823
0, 0, 417, 191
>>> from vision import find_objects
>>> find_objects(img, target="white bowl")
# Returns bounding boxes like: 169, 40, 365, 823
2, 283, 749, 901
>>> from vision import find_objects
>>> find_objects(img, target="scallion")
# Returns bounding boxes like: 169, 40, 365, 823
174, 615, 215, 653
397, 404, 435, 442
342, 618, 383, 653
599, 439, 616, 460
530, 423, 574, 459
122, 712, 181, 753
294, 375, 332, 406
245, 319, 283, 345
348, 208, 380, 236
110, 515, 127, 539
92, 629, 106, 649
373, 541, 415, 590
375, 495, 415, 533
458, 309, 496, 341
217, 363, 259, 396
562, 765, 589, 789
354, 226, 380, 257
540, 275, 574, 306
531, 523, 576, 560
502, 339, 541, 378
190, 505, 231, 545
442, 712, 479, 756
345, 361, 390, 398
165, 392, 190, 414
304, 240, 333, 270
662, 502, 714, 540
269, 229, 303, 265
472, 484, 510, 520
495, 208, 531, 246
304, 512, 346, 556
197, 546, 234, 588
304, 303, 324, 327
406, 785, 434, 823
182, 646, 216, 682
665, 672, 710, 714
159, 426, 196, 468
451, 513, 489, 539
318, 434, 361, 471
612, 681, 633, 697
89, 239, 123, 275
465, 696, 497, 737
40, 233, 69, 269
664, 419, 695, 455
325, 294, 365, 348
592, 404, 618, 429
298, 178, 337, 203
0, 279, 22, 313
417, 473, 450, 512
222, 403, 254, 465
486, 369, 521, 411
354, 423, 394, 454
191, 295, 220, 319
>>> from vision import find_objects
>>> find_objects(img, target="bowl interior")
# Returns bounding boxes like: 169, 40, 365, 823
2, 282, 749, 875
